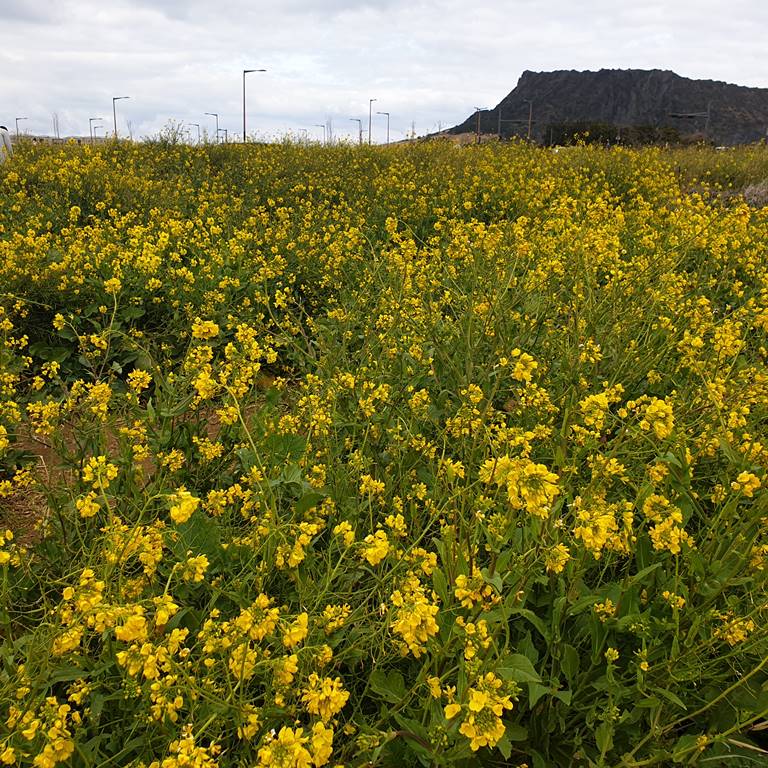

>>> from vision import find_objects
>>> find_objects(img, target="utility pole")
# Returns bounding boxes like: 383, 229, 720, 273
112, 96, 130, 138
669, 105, 711, 141
376, 111, 390, 144
350, 118, 363, 145
524, 99, 533, 141
474, 107, 484, 144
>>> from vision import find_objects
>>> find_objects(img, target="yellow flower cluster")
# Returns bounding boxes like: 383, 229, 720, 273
445, 672, 516, 751
480, 455, 560, 517
390, 574, 440, 658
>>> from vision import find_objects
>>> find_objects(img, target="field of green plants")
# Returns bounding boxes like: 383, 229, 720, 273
0, 139, 767, 767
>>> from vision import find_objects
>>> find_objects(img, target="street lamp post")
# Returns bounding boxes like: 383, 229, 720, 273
243, 68, 267, 144
314, 124, 326, 145
112, 97, 130, 139
376, 111, 390, 145
15, 117, 28, 139
89, 118, 103, 145
350, 118, 363, 146
368, 98, 377, 144
205, 112, 219, 143
190, 123, 201, 143
523, 99, 533, 141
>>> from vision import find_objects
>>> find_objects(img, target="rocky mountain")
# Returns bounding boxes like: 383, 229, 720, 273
450, 69, 768, 145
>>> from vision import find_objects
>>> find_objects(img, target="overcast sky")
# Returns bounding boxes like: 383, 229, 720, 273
2, 0, 767, 142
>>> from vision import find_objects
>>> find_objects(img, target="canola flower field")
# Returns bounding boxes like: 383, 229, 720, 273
0, 139, 767, 767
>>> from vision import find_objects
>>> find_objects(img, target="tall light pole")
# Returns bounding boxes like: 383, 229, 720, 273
368, 98, 377, 144
523, 99, 533, 141
243, 68, 267, 143
376, 111, 390, 145
205, 112, 219, 143
314, 123, 326, 145
190, 122, 201, 143
15, 117, 28, 139
89, 118, 102, 145
350, 118, 363, 146
112, 97, 130, 138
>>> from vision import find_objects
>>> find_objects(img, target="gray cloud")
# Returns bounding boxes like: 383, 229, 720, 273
1, 0, 766, 141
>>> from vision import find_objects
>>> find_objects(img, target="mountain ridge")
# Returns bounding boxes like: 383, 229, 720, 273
449, 69, 768, 145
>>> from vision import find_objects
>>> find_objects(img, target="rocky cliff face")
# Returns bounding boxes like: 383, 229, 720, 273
451, 69, 768, 145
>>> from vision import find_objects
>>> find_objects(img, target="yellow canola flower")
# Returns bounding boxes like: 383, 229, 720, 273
282, 612, 309, 648
639, 397, 675, 439
544, 543, 570, 574
731, 471, 761, 497
115, 608, 148, 643
480, 456, 559, 517
168, 487, 200, 524
191, 318, 220, 340
301, 673, 350, 721
361, 529, 390, 566
81, 455, 118, 490
256, 726, 311, 768
390, 574, 439, 658
449, 672, 516, 752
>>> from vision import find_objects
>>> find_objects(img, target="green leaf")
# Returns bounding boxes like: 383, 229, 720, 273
281, 463, 303, 487
508, 607, 550, 642
496, 731, 512, 759
635, 533, 652, 571
504, 723, 528, 742
672, 734, 701, 763
528, 682, 549, 707
498, 654, 542, 683
173, 511, 221, 562
48, 665, 87, 683
566, 594, 600, 616
634, 696, 661, 708
432, 568, 448, 603
369, 669, 406, 704
237, 447, 258, 471
625, 562, 662, 587
653, 686, 687, 711
559, 644, 579, 684
120, 306, 146, 320
295, 491, 324, 514
481, 567, 503, 593
595, 721, 614, 754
